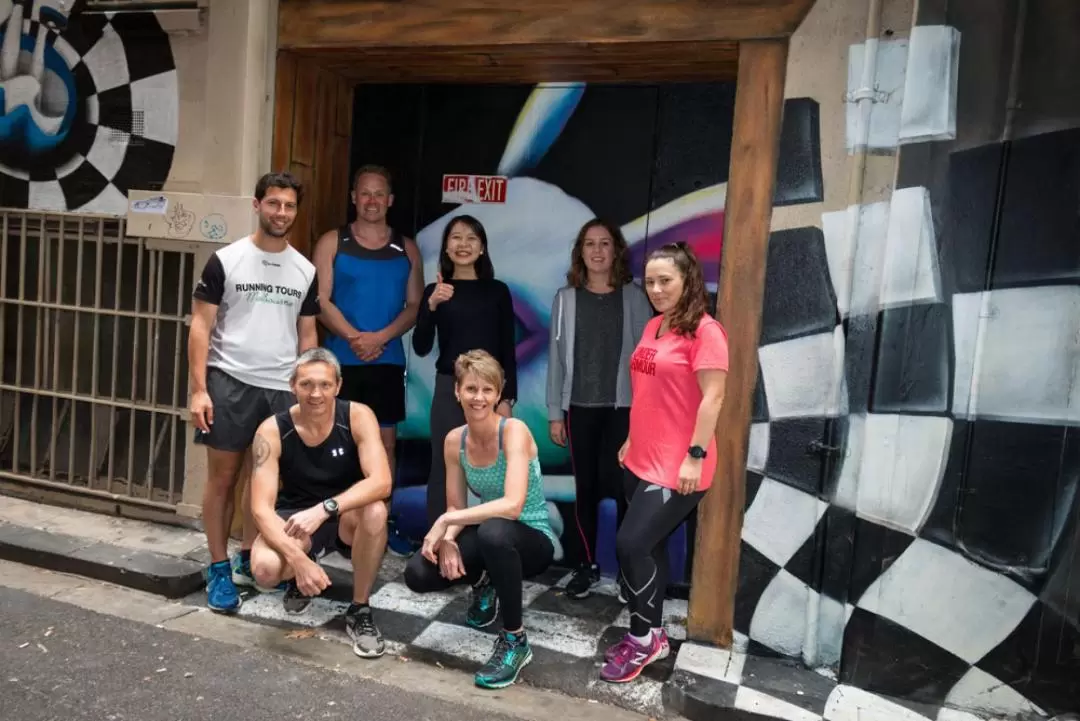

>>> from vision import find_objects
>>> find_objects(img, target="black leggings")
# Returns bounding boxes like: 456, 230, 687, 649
427, 373, 466, 524
404, 518, 554, 630
616, 469, 705, 636
566, 406, 630, 565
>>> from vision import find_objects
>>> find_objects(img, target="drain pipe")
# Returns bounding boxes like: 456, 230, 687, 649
802, 0, 884, 672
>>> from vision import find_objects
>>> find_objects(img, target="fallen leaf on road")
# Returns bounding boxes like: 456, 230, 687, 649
285, 629, 316, 640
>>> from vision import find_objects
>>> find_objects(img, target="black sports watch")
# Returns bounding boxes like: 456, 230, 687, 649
322, 498, 340, 519
688, 445, 707, 460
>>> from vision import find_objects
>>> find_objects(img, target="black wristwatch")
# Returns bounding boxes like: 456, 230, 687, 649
688, 445, 707, 460
322, 498, 340, 519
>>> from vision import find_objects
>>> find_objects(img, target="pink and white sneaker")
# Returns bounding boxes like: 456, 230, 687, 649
600, 631, 667, 683
605, 628, 670, 662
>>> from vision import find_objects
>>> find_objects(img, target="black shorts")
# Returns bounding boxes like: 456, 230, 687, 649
339, 364, 406, 427
193, 367, 295, 452
276, 507, 352, 560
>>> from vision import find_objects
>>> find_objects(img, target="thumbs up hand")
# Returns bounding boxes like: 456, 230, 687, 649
428, 272, 455, 311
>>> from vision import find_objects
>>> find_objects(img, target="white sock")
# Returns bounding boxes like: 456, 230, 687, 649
652, 627, 665, 639
630, 632, 652, 645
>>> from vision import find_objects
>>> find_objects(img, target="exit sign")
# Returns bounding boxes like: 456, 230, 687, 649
442, 174, 508, 204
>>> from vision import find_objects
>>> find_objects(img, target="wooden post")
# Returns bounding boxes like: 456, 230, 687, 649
687, 39, 789, 646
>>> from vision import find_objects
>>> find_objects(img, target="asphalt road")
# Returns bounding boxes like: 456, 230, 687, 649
0, 586, 521, 721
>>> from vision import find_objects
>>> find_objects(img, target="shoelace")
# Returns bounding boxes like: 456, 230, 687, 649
610, 637, 640, 665
354, 611, 378, 636
479, 634, 513, 672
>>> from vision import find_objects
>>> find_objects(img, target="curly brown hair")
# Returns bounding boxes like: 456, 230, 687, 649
647, 242, 708, 338
566, 219, 633, 288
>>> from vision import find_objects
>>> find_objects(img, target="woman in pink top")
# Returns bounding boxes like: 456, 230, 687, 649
600, 242, 729, 684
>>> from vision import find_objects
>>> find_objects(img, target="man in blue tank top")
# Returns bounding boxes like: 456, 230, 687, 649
313, 165, 424, 505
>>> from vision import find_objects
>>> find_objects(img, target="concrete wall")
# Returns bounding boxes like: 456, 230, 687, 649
736, 0, 1079, 716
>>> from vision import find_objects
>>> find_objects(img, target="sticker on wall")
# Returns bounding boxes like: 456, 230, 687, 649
0, 3, 178, 215
441, 174, 508, 204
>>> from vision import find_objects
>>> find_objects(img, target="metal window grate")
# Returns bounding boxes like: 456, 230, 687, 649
0, 210, 194, 509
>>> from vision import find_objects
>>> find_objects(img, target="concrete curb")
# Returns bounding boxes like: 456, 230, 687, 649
0, 521, 206, 598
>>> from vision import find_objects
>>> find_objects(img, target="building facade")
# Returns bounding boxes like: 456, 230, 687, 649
0, 0, 1074, 717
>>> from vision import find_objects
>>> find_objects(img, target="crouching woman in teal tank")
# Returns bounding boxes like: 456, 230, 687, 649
404, 349, 556, 689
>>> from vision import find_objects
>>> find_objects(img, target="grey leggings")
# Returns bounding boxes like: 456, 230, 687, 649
427, 372, 465, 524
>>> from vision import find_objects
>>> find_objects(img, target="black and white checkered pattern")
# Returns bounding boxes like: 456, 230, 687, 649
735, 132, 1080, 717
180, 555, 684, 716
0, 11, 176, 214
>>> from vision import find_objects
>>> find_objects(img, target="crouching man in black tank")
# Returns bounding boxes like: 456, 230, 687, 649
248, 347, 392, 658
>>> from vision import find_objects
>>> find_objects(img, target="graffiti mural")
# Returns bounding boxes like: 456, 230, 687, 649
350, 58, 1076, 716
726, 9, 1080, 720
0, 1, 177, 214
351, 82, 824, 575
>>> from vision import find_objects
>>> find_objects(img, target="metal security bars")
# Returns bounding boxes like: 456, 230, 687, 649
0, 211, 194, 510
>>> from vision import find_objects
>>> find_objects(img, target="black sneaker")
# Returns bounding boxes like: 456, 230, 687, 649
345, 603, 385, 658
283, 580, 312, 615
466, 572, 499, 628
565, 563, 600, 599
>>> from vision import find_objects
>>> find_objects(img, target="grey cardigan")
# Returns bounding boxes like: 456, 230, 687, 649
545, 283, 655, 421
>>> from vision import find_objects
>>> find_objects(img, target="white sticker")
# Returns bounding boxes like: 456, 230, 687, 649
130, 195, 168, 214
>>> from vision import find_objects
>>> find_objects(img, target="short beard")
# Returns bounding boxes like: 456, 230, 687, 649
259, 216, 292, 238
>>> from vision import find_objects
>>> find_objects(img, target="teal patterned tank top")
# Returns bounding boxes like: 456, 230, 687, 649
460, 418, 557, 548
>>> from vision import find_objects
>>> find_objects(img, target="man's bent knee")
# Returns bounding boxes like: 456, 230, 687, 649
251, 549, 286, 588
352, 501, 388, 536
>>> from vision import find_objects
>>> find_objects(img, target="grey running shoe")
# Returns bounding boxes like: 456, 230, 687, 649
345, 603, 385, 658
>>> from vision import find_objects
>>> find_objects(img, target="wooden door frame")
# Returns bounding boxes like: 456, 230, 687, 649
274, 0, 809, 649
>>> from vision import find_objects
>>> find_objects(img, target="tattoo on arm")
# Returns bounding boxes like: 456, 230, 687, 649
252, 433, 271, 469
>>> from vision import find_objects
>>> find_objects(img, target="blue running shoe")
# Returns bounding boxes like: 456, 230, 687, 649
206, 560, 241, 613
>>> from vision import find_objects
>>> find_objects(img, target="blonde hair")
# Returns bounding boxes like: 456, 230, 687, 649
453, 349, 505, 391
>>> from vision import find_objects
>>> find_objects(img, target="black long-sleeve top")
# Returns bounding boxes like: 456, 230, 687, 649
412, 278, 518, 402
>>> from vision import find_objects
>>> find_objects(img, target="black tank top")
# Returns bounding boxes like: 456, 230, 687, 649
275, 399, 364, 510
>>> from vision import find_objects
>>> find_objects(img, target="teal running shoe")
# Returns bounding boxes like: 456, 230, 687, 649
231, 552, 285, 593
474, 630, 533, 689
466, 572, 499, 628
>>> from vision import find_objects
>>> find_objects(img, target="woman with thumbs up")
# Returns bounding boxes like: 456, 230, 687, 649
413, 215, 518, 527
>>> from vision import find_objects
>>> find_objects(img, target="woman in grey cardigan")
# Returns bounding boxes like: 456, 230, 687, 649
546, 219, 654, 599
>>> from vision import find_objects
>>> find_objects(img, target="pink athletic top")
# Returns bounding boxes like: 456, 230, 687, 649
624, 314, 730, 491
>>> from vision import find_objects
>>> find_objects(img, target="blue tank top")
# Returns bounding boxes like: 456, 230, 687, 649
325, 225, 411, 367
461, 418, 557, 548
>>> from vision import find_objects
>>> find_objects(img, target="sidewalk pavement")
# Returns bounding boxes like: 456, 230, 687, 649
0, 495, 1024, 721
